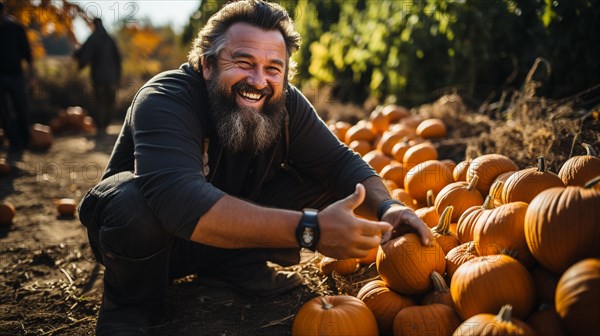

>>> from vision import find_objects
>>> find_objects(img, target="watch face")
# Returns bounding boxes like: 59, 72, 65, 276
302, 227, 314, 245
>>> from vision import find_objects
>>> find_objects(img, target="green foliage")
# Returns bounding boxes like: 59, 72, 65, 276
296, 0, 599, 107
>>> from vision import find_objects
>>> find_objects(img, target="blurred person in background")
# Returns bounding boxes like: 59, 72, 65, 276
73, 17, 122, 136
0, 1, 36, 160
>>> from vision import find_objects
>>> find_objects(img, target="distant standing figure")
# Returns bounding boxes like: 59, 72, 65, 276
73, 17, 121, 135
0, 1, 36, 156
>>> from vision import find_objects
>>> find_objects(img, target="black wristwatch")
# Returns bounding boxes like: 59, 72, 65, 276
296, 209, 320, 251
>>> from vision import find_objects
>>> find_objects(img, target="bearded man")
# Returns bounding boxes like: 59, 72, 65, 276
78, 1, 432, 335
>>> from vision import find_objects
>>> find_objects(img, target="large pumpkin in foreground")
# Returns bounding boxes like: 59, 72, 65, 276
292, 295, 378, 336
555, 258, 600, 336
377, 233, 446, 295
524, 184, 600, 273
450, 254, 534, 320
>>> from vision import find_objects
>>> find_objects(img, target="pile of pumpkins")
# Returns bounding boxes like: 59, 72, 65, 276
292, 105, 600, 336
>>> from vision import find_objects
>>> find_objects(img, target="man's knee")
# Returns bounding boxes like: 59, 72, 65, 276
79, 171, 171, 261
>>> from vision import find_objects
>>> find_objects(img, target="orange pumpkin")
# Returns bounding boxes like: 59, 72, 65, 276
380, 162, 407, 188
390, 188, 418, 210
319, 257, 358, 276
292, 295, 379, 336
329, 121, 352, 143
501, 156, 564, 204
434, 175, 484, 222
414, 190, 440, 228
453, 159, 471, 182
404, 160, 454, 204
445, 241, 478, 280
377, 131, 404, 156
450, 254, 534, 320
30, 123, 53, 150
416, 118, 447, 139
345, 123, 376, 145
524, 184, 600, 273
370, 109, 390, 135
454, 304, 536, 336
0, 200, 16, 225
362, 150, 392, 173
466, 154, 518, 195
381, 104, 409, 123
431, 206, 459, 254
391, 141, 411, 162
55, 198, 77, 216
349, 139, 372, 156
555, 258, 600, 336
558, 143, 600, 187
356, 280, 415, 335
402, 142, 438, 167
422, 271, 454, 308
456, 195, 496, 244
392, 303, 461, 336
376, 233, 446, 295
473, 201, 535, 268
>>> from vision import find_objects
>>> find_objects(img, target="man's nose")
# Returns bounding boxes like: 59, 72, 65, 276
247, 68, 268, 89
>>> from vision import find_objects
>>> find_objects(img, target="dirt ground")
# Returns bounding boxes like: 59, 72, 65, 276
1, 92, 598, 335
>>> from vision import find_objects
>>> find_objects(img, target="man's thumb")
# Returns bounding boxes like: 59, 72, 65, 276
344, 183, 366, 210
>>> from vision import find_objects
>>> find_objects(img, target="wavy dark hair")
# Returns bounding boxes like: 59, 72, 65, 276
188, 0, 301, 81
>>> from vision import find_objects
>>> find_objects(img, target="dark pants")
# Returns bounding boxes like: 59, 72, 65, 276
0, 74, 30, 151
78, 170, 337, 332
92, 83, 117, 131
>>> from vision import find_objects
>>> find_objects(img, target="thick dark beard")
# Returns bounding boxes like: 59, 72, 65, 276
206, 76, 286, 155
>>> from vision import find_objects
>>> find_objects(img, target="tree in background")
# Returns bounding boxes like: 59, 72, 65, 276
295, 0, 599, 108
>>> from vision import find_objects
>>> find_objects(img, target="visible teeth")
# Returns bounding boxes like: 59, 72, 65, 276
240, 90, 261, 100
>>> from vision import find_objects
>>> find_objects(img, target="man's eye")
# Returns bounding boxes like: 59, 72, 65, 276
238, 61, 253, 68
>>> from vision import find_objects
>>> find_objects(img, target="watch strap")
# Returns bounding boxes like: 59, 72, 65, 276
296, 208, 320, 251
377, 199, 404, 221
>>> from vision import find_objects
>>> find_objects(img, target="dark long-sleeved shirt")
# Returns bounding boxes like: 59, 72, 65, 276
103, 63, 377, 239
0, 16, 32, 76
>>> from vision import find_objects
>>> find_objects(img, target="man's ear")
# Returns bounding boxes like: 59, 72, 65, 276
202, 61, 212, 80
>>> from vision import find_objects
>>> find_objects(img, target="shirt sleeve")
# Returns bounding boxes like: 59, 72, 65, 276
286, 86, 378, 198
129, 79, 226, 239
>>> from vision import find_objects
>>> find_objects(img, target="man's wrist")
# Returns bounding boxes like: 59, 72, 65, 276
295, 209, 320, 251
377, 199, 404, 221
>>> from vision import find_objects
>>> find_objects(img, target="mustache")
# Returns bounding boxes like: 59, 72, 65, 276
233, 81, 273, 97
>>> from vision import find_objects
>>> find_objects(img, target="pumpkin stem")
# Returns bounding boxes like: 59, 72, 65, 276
432, 206, 454, 235
495, 304, 514, 323
582, 143, 598, 157
466, 241, 477, 254
319, 297, 334, 310
426, 190, 434, 207
430, 271, 449, 293
466, 175, 479, 191
584, 175, 600, 189
482, 195, 496, 210
536, 156, 547, 172
489, 180, 504, 201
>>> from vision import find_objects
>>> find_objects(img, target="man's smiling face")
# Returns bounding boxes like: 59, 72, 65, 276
202, 23, 288, 154
202, 22, 286, 112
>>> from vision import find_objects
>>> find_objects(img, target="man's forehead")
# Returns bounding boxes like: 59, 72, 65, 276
224, 22, 286, 54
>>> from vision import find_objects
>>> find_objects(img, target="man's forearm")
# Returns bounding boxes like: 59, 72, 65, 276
190, 195, 302, 249
354, 175, 392, 220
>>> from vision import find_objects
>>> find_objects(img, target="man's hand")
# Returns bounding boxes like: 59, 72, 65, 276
380, 205, 433, 246
317, 183, 392, 260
